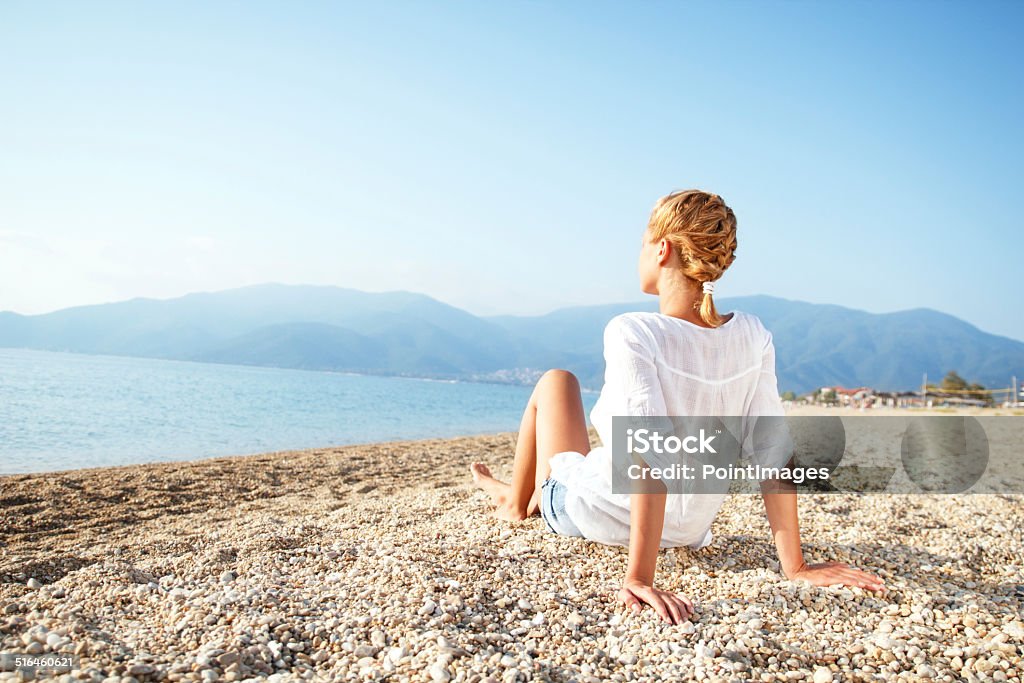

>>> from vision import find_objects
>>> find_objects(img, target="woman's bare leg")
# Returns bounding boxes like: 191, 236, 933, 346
470, 369, 591, 521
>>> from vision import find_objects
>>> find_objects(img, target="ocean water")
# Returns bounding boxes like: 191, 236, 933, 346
0, 348, 598, 475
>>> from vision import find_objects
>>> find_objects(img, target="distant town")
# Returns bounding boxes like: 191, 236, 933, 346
787, 371, 1023, 409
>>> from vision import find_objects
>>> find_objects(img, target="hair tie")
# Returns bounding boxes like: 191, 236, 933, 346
702, 281, 715, 296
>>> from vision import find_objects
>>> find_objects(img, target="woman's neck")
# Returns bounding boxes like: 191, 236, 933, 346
658, 282, 715, 328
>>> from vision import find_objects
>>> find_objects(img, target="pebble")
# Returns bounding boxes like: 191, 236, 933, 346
812, 666, 832, 683
1002, 621, 1024, 639
216, 652, 239, 668
353, 644, 377, 658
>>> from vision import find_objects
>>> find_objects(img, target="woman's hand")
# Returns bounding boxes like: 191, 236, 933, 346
617, 579, 694, 624
788, 561, 885, 591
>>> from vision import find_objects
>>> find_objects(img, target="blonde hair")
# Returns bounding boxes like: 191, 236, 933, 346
647, 189, 738, 328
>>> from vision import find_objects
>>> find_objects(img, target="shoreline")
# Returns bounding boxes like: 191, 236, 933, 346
1, 419, 1022, 682
0, 429, 526, 480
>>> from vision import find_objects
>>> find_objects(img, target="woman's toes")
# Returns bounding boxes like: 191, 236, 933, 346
469, 462, 492, 483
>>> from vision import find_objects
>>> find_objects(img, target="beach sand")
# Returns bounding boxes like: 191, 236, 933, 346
1, 408, 1022, 682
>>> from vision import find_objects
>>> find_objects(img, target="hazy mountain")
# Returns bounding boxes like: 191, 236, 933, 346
1, 285, 1021, 395
0, 284, 585, 382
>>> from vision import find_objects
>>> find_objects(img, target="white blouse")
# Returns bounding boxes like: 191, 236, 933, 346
548, 309, 787, 549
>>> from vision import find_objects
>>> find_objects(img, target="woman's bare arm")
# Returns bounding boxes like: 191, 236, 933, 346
625, 489, 666, 585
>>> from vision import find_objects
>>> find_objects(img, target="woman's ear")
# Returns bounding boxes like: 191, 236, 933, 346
657, 239, 673, 266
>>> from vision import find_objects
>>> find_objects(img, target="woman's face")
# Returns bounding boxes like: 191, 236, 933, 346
637, 228, 661, 295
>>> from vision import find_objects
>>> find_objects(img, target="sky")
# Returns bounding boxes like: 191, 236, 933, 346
1, 1, 1022, 340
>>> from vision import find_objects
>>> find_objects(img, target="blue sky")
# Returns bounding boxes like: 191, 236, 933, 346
1, 1, 1021, 340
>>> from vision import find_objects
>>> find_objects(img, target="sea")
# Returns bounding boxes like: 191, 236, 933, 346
0, 348, 598, 475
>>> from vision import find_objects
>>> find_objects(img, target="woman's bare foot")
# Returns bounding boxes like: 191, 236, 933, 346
469, 463, 526, 521
469, 462, 509, 500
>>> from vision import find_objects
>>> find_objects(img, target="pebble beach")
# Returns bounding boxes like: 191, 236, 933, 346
1, 409, 1022, 682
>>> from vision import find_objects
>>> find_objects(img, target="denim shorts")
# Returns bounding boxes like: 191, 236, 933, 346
540, 478, 584, 537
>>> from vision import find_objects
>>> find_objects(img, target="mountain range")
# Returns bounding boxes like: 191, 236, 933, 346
1, 283, 1021, 395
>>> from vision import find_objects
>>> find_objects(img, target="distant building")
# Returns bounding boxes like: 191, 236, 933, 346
873, 391, 920, 408
816, 385, 874, 407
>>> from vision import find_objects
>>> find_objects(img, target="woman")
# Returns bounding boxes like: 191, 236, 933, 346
470, 189, 884, 625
